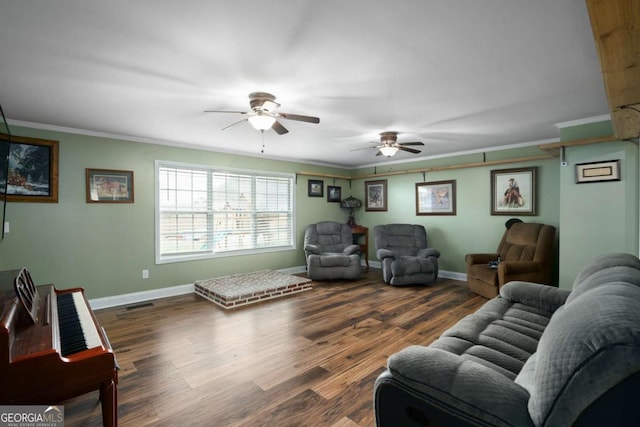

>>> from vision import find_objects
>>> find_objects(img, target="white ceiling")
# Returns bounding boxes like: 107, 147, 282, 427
0, 0, 609, 168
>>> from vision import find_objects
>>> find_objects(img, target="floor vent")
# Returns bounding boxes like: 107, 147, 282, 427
126, 302, 154, 310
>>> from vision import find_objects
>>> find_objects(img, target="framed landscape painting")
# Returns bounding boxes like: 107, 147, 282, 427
6, 135, 59, 203
491, 167, 537, 215
416, 180, 456, 215
365, 179, 387, 211
86, 168, 135, 203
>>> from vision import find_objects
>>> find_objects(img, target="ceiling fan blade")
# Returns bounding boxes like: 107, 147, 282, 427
221, 118, 248, 131
204, 110, 248, 114
399, 147, 422, 154
351, 146, 379, 152
276, 112, 320, 124
398, 141, 424, 146
272, 120, 289, 135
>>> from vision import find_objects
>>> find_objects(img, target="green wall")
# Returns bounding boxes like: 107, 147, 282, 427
558, 122, 639, 287
0, 126, 349, 299
1, 120, 637, 300
349, 151, 560, 276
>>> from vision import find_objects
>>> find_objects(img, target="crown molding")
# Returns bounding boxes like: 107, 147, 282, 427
555, 114, 611, 129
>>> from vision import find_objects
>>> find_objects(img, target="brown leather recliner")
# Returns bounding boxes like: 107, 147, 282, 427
465, 222, 556, 298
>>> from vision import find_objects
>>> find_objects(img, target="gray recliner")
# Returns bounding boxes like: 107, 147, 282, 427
374, 224, 440, 286
304, 221, 361, 280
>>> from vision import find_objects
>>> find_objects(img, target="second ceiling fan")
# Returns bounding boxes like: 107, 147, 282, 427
353, 131, 425, 157
205, 92, 320, 135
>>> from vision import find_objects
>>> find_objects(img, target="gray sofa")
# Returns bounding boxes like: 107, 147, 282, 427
374, 253, 640, 426
304, 221, 361, 280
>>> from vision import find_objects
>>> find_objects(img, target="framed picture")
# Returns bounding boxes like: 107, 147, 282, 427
416, 180, 456, 215
575, 160, 620, 183
308, 179, 324, 197
6, 135, 59, 203
327, 185, 341, 202
491, 167, 537, 215
86, 168, 134, 203
365, 179, 387, 211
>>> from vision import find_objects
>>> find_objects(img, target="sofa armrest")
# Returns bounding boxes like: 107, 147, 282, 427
500, 281, 570, 312
378, 346, 533, 427
342, 244, 361, 255
418, 248, 441, 258
304, 244, 321, 255
465, 253, 498, 266
376, 248, 395, 260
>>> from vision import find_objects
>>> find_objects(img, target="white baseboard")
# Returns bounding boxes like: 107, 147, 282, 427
89, 265, 467, 310
89, 283, 194, 310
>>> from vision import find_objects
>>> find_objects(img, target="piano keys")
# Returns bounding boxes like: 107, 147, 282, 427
0, 268, 118, 427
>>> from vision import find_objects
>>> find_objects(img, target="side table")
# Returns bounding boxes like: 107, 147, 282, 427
350, 225, 369, 270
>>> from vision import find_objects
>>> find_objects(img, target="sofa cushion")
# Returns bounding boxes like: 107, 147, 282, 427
391, 256, 435, 276
317, 253, 351, 267
567, 252, 640, 304
430, 297, 555, 380
514, 262, 640, 426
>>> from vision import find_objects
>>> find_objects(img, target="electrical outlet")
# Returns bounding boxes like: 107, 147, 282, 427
142, 269, 149, 279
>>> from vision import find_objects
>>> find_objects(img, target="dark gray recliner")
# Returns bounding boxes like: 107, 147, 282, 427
374, 224, 440, 286
304, 221, 361, 280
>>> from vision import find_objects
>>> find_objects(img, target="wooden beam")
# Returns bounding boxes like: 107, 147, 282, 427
297, 171, 353, 180
351, 154, 556, 180
586, 0, 640, 139
538, 134, 618, 151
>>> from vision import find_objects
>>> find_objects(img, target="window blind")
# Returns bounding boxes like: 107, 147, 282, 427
156, 161, 294, 263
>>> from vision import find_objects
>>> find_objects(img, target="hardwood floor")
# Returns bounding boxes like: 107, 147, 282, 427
63, 269, 486, 426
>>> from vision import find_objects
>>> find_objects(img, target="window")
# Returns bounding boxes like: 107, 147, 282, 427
155, 160, 295, 263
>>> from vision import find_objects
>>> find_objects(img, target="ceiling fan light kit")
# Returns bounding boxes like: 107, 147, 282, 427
379, 146, 399, 157
248, 113, 276, 131
205, 92, 320, 137
351, 131, 426, 157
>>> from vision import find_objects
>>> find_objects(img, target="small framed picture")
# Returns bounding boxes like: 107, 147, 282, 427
416, 180, 456, 215
491, 167, 536, 216
308, 179, 324, 197
86, 168, 135, 203
365, 179, 387, 211
575, 160, 620, 183
327, 185, 341, 202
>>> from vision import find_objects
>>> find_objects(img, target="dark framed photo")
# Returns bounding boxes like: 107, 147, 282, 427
6, 135, 59, 203
416, 180, 456, 215
86, 168, 135, 203
327, 185, 341, 202
491, 167, 537, 216
365, 179, 387, 211
308, 179, 324, 197
575, 160, 620, 183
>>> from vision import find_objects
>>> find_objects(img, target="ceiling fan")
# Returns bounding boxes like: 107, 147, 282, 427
353, 131, 425, 157
204, 92, 320, 135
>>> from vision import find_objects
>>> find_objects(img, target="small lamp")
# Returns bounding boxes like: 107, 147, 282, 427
341, 196, 362, 227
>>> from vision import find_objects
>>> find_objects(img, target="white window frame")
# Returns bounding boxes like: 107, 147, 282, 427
155, 160, 296, 264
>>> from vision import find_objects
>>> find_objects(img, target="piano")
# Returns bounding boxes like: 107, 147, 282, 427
0, 268, 118, 427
